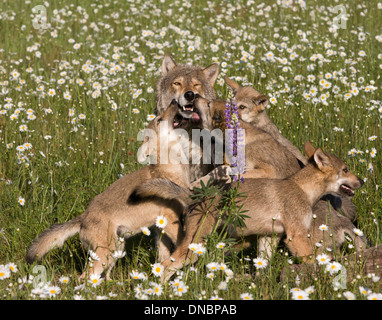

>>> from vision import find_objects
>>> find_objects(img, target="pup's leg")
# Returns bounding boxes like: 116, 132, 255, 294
242, 165, 277, 179
79, 221, 121, 280
258, 235, 281, 259
161, 204, 218, 281
189, 165, 231, 190
285, 231, 314, 262
156, 207, 184, 262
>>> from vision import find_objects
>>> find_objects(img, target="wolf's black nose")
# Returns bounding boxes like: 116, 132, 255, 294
359, 178, 364, 187
184, 91, 195, 101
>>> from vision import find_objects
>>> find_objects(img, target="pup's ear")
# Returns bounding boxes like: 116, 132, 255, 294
137, 136, 151, 164
313, 148, 331, 170
225, 76, 240, 93
202, 63, 220, 87
137, 126, 158, 164
304, 141, 316, 159
252, 95, 268, 111
162, 54, 177, 75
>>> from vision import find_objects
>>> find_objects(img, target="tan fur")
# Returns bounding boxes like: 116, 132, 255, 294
150, 80, 366, 279
156, 55, 219, 116
226, 78, 362, 245
26, 103, 195, 279
156, 55, 220, 182
160, 143, 364, 280
195, 97, 302, 179
225, 76, 308, 166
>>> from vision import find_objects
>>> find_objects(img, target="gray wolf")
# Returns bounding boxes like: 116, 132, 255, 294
155, 54, 219, 120
155, 54, 220, 182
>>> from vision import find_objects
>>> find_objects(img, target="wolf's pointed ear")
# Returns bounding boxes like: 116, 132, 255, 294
137, 128, 158, 164
304, 141, 316, 159
137, 136, 151, 164
225, 76, 240, 93
313, 148, 331, 170
202, 63, 219, 87
252, 95, 268, 111
162, 55, 177, 75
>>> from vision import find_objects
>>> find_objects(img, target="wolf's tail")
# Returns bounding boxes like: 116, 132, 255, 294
26, 216, 82, 264
133, 179, 192, 207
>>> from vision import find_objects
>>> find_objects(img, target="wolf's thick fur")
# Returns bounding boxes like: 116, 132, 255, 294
159, 143, 365, 280
226, 77, 360, 228
156, 55, 219, 116
26, 103, 196, 279
155, 55, 221, 182
137, 80, 367, 279
224, 76, 308, 167
195, 97, 302, 179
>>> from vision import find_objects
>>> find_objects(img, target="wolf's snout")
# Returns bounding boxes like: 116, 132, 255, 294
184, 91, 195, 102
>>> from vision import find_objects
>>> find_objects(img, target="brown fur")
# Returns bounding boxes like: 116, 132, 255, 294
226, 78, 361, 238
156, 55, 219, 116
155, 55, 220, 182
160, 143, 365, 280
26, 103, 195, 279
145, 80, 366, 279
225, 76, 308, 166
196, 97, 302, 179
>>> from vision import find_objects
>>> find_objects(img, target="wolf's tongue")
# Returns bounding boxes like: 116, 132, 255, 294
341, 184, 355, 196
192, 112, 200, 121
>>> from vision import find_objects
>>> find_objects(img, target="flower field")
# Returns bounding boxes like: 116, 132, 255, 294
0, 0, 381, 300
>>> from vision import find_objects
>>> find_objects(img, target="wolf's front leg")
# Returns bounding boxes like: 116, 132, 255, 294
189, 165, 231, 190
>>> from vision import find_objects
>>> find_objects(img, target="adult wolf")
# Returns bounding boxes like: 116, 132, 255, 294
155, 54, 221, 182
155, 54, 219, 122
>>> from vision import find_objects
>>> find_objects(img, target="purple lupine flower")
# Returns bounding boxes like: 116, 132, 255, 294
225, 100, 245, 183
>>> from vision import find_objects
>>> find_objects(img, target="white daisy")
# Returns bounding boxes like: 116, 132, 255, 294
253, 257, 268, 269
141, 226, 151, 236
151, 263, 164, 277
155, 215, 168, 229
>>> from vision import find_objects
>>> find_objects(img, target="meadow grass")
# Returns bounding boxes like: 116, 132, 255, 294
0, 0, 381, 300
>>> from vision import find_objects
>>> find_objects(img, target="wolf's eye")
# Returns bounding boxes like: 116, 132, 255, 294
343, 167, 349, 173
239, 105, 246, 110
173, 82, 181, 86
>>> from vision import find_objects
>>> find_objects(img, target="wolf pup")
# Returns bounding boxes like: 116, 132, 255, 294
158, 142, 364, 280
26, 102, 196, 279
224, 77, 363, 247
194, 96, 301, 179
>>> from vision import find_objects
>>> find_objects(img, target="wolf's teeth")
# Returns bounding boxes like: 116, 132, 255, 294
183, 106, 186, 111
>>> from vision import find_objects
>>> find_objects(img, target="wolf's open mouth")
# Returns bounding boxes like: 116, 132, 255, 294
182, 104, 194, 112
340, 184, 355, 197
173, 113, 186, 128
179, 103, 200, 122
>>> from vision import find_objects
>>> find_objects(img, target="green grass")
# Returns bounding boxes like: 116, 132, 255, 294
0, 0, 381, 300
